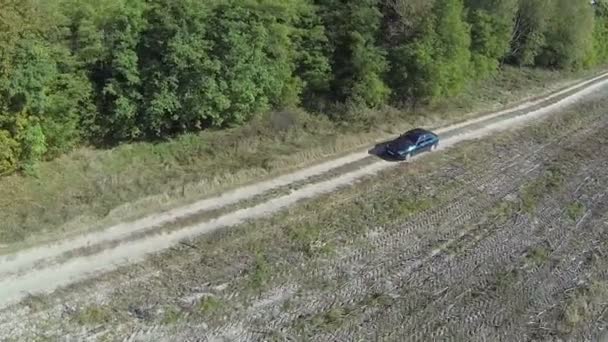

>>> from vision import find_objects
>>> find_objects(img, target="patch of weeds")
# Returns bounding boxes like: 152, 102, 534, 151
525, 246, 552, 266
520, 181, 545, 213
492, 200, 517, 225
559, 282, 608, 334
72, 305, 113, 326
561, 299, 587, 333
286, 221, 328, 257
322, 307, 349, 327
544, 167, 566, 189
22, 293, 50, 313
261, 330, 288, 342
566, 201, 586, 221
446, 231, 480, 256
300, 307, 350, 332
451, 142, 484, 167
29, 335, 56, 342
399, 197, 433, 217
297, 294, 391, 333
249, 253, 271, 291
520, 167, 565, 214
494, 269, 520, 292
281, 298, 293, 311
309, 276, 341, 293
365, 292, 393, 308
198, 296, 223, 315
161, 306, 183, 325
384, 196, 433, 221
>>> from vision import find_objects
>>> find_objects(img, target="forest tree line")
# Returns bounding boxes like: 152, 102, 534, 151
1, 0, 608, 174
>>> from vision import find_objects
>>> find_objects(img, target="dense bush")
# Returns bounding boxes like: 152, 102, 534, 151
591, 1, 608, 66
466, 0, 518, 76
537, 0, 595, 69
1, 0, 608, 174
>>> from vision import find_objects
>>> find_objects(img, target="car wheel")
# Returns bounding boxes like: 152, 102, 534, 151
405, 153, 411, 161
432, 143, 438, 151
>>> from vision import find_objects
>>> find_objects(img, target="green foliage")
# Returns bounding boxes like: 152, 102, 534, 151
466, 0, 518, 76
588, 1, 608, 66
198, 296, 223, 315
0, 0, 605, 176
249, 252, 271, 290
318, 0, 390, 107
161, 307, 182, 324
519, 167, 565, 214
537, 0, 595, 69
388, 0, 471, 104
137, 0, 216, 135
509, 0, 552, 66
20, 122, 47, 174
291, 4, 332, 111
0, 130, 19, 174
566, 201, 586, 221
0, 0, 88, 172
203, 1, 300, 126
72, 305, 113, 326
64, 0, 148, 141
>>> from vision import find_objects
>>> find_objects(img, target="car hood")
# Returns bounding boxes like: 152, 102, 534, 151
387, 139, 414, 153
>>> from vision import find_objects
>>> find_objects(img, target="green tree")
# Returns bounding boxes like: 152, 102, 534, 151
0, 0, 605, 176
137, 0, 216, 135
19, 122, 47, 174
317, 0, 390, 107
138, 0, 305, 135
63, 0, 147, 141
465, 0, 518, 76
0, 130, 19, 174
0, 0, 88, 172
589, 0, 608, 65
537, 0, 595, 69
509, 0, 552, 66
291, 2, 332, 111
387, 0, 471, 104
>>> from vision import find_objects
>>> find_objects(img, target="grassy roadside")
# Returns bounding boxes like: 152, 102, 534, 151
0, 66, 604, 249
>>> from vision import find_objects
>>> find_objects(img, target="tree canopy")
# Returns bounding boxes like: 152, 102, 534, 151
1, 0, 607, 174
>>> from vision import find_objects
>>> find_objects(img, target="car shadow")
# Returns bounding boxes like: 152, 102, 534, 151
367, 140, 402, 162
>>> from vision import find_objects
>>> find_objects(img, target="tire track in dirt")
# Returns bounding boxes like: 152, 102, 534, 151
200, 110, 608, 341
338, 146, 608, 341
523, 194, 608, 341
115, 145, 532, 340
420, 191, 600, 340
218, 151, 542, 339
113, 106, 606, 342
347, 204, 571, 340
48, 139, 528, 338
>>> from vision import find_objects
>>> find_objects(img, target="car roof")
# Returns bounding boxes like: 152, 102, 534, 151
402, 128, 432, 139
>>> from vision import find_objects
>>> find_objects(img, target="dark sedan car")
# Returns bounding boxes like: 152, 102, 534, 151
385, 128, 439, 160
